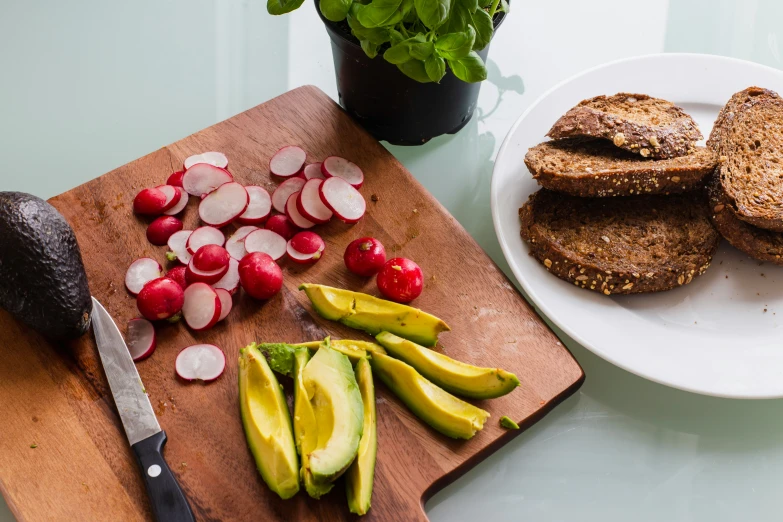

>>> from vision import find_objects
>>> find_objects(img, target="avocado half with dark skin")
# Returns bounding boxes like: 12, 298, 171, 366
0, 192, 92, 341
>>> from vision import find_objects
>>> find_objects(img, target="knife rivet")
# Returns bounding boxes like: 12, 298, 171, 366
148, 464, 162, 478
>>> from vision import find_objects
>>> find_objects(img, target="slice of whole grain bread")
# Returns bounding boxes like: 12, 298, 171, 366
525, 139, 718, 197
706, 87, 783, 231
519, 189, 720, 295
547, 93, 702, 159
706, 172, 783, 265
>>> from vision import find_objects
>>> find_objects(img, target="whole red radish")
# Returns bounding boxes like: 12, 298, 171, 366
376, 257, 423, 303
167, 170, 185, 187
165, 265, 188, 289
265, 214, 298, 240
136, 278, 185, 320
133, 188, 168, 215
192, 244, 230, 272
239, 252, 283, 300
147, 216, 184, 245
344, 237, 386, 277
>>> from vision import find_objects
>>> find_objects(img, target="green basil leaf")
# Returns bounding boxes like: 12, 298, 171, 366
448, 50, 487, 82
477, 0, 491, 7
356, 0, 412, 27
383, 41, 413, 64
415, 0, 450, 29
469, 8, 493, 50
397, 60, 433, 83
360, 39, 380, 58
460, 0, 478, 14
499, 0, 509, 13
348, 11, 391, 43
425, 55, 446, 82
409, 40, 434, 60
440, 0, 467, 33
319, 0, 352, 21
434, 25, 474, 59
267, 0, 306, 15
388, 28, 406, 44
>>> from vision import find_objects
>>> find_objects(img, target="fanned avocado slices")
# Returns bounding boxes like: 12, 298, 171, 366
345, 357, 377, 515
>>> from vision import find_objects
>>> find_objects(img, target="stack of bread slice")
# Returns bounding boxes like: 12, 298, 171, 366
520, 93, 722, 295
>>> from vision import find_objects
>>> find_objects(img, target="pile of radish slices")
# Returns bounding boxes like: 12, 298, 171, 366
124, 147, 368, 383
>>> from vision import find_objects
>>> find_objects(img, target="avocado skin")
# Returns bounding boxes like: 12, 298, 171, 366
0, 192, 92, 341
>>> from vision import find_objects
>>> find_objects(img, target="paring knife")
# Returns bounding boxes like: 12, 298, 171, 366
91, 297, 195, 522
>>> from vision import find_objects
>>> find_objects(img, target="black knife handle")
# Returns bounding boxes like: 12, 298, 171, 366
131, 431, 195, 522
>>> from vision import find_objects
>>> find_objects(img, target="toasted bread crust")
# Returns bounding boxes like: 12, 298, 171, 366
519, 190, 720, 295
547, 93, 702, 159
707, 87, 783, 231
525, 139, 718, 197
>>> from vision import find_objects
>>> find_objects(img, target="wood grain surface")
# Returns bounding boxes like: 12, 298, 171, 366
0, 86, 583, 521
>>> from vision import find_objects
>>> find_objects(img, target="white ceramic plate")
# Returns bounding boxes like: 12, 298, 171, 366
492, 54, 783, 399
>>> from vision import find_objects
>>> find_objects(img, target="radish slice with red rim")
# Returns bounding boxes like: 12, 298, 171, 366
163, 187, 188, 216
226, 226, 258, 260
186, 257, 229, 285
175, 344, 226, 381
244, 229, 287, 261
270, 145, 306, 178
271, 177, 305, 214
183, 151, 228, 170
213, 258, 240, 294
237, 186, 272, 225
286, 242, 324, 264
167, 170, 185, 187
297, 179, 333, 224
182, 284, 222, 331
321, 156, 364, 188
199, 182, 249, 227
182, 163, 233, 197
286, 192, 315, 229
215, 289, 233, 321
155, 185, 182, 211
319, 177, 366, 223
125, 258, 163, 295
186, 226, 225, 254
304, 162, 325, 180
127, 318, 156, 361
167, 230, 193, 264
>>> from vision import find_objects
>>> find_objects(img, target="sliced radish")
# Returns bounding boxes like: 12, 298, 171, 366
164, 187, 189, 216
167, 170, 185, 187
165, 265, 188, 289
270, 145, 306, 178
285, 191, 315, 229
271, 177, 305, 214
133, 188, 168, 215
226, 226, 259, 260
192, 244, 230, 272
175, 344, 226, 381
186, 257, 229, 285
182, 163, 233, 197
186, 226, 225, 254
290, 231, 325, 255
213, 258, 240, 294
319, 177, 366, 223
155, 185, 182, 211
147, 216, 183, 246
236, 186, 272, 225
183, 151, 229, 170
286, 242, 324, 264
167, 230, 193, 264
125, 258, 163, 295
264, 214, 298, 240
215, 289, 233, 321
304, 163, 325, 180
137, 278, 185, 320
182, 284, 222, 331
321, 156, 364, 188
297, 179, 333, 224
199, 182, 249, 227
243, 229, 287, 261
127, 318, 156, 361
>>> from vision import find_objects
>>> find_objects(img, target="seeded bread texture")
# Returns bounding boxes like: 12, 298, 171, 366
547, 93, 702, 159
706, 172, 783, 265
706, 87, 783, 232
519, 189, 720, 295
525, 139, 718, 197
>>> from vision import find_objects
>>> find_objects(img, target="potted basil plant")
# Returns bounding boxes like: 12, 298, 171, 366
268, 0, 509, 145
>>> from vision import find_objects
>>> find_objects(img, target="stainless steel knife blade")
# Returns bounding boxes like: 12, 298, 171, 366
91, 297, 160, 446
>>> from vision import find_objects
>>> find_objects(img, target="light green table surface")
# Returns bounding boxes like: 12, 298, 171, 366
3, 0, 783, 520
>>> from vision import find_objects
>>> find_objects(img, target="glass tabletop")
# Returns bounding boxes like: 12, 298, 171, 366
2, 0, 783, 520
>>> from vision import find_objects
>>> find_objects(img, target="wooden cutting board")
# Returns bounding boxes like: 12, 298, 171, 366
0, 86, 583, 521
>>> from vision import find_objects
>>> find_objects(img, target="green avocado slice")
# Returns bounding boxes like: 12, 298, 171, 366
303, 346, 364, 483
293, 338, 387, 363
375, 332, 520, 399
370, 352, 490, 440
299, 284, 450, 347
293, 346, 333, 499
238, 344, 300, 499
346, 357, 377, 515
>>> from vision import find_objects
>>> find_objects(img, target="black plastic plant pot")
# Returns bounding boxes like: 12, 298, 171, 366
317, 3, 507, 146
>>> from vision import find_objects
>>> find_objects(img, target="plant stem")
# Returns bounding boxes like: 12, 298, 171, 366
488, 0, 500, 18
